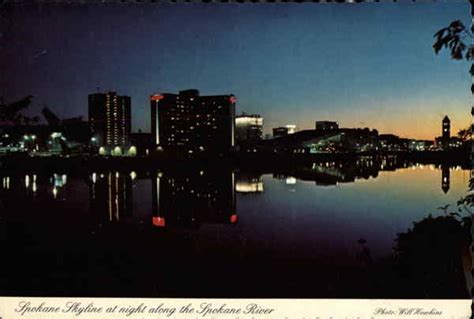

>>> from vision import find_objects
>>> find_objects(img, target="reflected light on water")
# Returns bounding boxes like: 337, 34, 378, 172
0, 160, 471, 298
2, 177, 10, 189
152, 216, 166, 227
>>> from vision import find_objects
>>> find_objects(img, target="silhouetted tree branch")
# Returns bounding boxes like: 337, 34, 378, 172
457, 127, 472, 142
433, 8, 474, 210
433, 20, 473, 62
0, 95, 39, 125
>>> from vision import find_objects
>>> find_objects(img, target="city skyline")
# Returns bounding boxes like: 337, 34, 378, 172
1, 2, 471, 140
1, 2, 473, 305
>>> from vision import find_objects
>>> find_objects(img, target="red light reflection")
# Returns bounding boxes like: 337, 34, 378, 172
152, 216, 166, 227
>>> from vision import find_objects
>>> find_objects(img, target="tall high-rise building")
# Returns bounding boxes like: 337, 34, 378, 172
235, 113, 263, 144
88, 91, 131, 154
150, 89, 235, 152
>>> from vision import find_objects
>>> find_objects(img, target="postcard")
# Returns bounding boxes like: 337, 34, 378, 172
0, 0, 472, 318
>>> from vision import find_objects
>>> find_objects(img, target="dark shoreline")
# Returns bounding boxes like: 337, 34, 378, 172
0, 149, 470, 173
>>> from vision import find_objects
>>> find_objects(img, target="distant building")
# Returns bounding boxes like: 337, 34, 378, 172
60, 118, 89, 144
0, 125, 47, 152
379, 134, 409, 152
315, 121, 339, 131
266, 128, 378, 154
273, 125, 297, 138
49, 132, 64, 154
235, 113, 263, 144
408, 139, 434, 151
0, 107, 88, 155
273, 127, 289, 138
286, 124, 297, 134
88, 91, 131, 156
150, 89, 235, 152
379, 135, 434, 152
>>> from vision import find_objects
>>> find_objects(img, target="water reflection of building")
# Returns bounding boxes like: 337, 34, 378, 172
235, 174, 264, 193
152, 169, 236, 228
0, 173, 72, 202
273, 157, 400, 187
441, 165, 450, 194
89, 172, 133, 222
51, 173, 67, 199
1, 176, 10, 190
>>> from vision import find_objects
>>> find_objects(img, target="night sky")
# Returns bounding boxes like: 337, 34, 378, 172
1, 1, 470, 139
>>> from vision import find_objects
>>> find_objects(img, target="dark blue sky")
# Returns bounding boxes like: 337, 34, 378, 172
1, 1, 470, 139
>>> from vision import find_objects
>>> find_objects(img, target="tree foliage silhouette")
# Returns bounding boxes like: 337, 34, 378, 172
433, 20, 473, 64
458, 127, 472, 142
0, 95, 40, 125
432, 0, 474, 80
433, 7, 474, 211
393, 214, 471, 298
